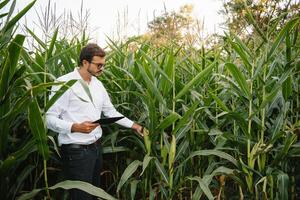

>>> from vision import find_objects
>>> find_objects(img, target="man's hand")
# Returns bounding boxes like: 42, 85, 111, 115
131, 123, 144, 137
71, 121, 100, 134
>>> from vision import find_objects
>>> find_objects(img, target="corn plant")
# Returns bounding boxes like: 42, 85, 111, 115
100, 15, 300, 199
1, 1, 300, 199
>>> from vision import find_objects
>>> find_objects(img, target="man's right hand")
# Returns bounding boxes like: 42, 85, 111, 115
71, 121, 100, 133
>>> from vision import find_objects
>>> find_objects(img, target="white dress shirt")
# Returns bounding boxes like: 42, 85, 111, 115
46, 68, 134, 145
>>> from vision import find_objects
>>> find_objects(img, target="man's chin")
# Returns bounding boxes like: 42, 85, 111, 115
94, 71, 102, 76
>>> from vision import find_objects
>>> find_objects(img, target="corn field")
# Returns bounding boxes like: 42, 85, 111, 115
0, 0, 300, 199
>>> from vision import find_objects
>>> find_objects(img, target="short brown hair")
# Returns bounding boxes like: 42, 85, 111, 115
79, 43, 105, 66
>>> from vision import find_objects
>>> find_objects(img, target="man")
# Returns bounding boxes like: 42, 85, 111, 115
46, 43, 143, 200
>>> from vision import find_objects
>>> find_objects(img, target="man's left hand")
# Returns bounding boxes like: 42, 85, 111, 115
132, 123, 144, 137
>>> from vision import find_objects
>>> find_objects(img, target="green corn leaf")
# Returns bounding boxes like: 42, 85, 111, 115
34, 52, 45, 70
184, 149, 238, 167
188, 176, 214, 200
141, 155, 154, 176
0, 0, 10, 10
255, 177, 267, 200
1, 81, 64, 121
21, 50, 44, 81
174, 140, 189, 162
148, 186, 155, 200
45, 80, 77, 112
194, 166, 237, 199
232, 33, 253, 58
154, 159, 169, 185
174, 102, 199, 134
226, 34, 252, 73
209, 92, 229, 112
244, 6, 267, 42
226, 112, 248, 134
272, 133, 296, 165
136, 62, 165, 104
271, 112, 284, 142
258, 86, 281, 111
226, 63, 251, 99
139, 50, 172, 84
48, 135, 60, 157
267, 17, 300, 60
0, 13, 8, 18
46, 43, 80, 64
9, 165, 35, 199
102, 146, 130, 154
277, 173, 289, 200
28, 97, 49, 160
46, 28, 58, 60
0, 139, 36, 175
175, 122, 193, 141
282, 76, 292, 101
16, 189, 42, 200
159, 185, 168, 199
231, 41, 252, 73
0, 34, 25, 101
137, 93, 157, 133
17, 180, 117, 200
156, 112, 181, 131
106, 37, 126, 60
175, 60, 216, 100
4, 0, 16, 31
117, 160, 142, 192
286, 30, 292, 66
161, 53, 174, 96
130, 180, 139, 200
25, 27, 46, 50
3, 0, 36, 33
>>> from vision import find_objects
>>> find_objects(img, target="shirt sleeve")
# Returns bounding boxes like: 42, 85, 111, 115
101, 87, 134, 128
46, 82, 73, 134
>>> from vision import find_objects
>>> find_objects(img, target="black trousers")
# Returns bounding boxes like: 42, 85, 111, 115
61, 142, 103, 200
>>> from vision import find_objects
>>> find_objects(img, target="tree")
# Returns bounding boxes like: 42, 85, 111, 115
221, 0, 300, 37
145, 5, 201, 47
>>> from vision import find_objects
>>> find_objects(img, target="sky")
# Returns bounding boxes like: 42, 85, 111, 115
14, 0, 225, 47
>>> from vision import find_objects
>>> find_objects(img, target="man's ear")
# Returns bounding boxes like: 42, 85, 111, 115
82, 59, 89, 67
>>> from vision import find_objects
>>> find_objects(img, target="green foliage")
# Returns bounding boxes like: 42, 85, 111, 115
102, 14, 300, 199
1, 0, 300, 199
222, 0, 300, 38
17, 180, 117, 200
146, 4, 199, 46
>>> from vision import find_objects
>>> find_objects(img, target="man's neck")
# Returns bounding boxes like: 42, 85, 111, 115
78, 67, 92, 83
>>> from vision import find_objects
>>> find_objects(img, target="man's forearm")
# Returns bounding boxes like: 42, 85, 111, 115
46, 115, 73, 134
71, 121, 99, 133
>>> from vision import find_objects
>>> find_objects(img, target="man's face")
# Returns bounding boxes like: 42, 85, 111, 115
87, 56, 105, 77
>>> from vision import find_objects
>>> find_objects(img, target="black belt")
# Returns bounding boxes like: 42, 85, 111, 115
61, 139, 101, 149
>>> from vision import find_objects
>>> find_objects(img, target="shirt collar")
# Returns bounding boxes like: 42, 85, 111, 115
73, 67, 83, 80
73, 67, 97, 84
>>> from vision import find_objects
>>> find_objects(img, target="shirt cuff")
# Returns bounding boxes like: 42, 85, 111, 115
65, 121, 74, 134
116, 117, 134, 128
46, 115, 74, 135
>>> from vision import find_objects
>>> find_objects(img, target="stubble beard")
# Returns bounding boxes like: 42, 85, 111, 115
87, 66, 100, 77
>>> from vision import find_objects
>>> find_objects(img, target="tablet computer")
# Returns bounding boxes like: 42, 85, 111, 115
93, 116, 124, 124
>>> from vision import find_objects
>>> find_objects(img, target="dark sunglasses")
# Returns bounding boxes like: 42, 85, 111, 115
90, 61, 105, 69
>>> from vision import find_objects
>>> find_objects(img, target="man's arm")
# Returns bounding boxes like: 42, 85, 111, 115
71, 121, 99, 133
131, 123, 144, 137
101, 88, 144, 136
46, 84, 73, 134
